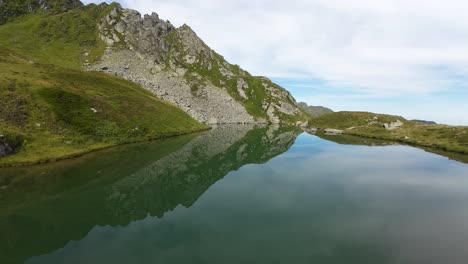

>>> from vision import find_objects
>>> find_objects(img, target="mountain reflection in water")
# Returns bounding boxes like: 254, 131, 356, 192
0, 125, 300, 264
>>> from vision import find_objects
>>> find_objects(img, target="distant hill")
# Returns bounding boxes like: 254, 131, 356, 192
411, 119, 437, 125
298, 102, 333, 117
308, 111, 468, 155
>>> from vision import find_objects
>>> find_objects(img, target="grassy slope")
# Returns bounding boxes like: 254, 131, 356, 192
0, 6, 207, 166
0, 3, 113, 69
310, 111, 468, 154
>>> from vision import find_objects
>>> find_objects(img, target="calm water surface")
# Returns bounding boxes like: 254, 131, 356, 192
1, 125, 468, 264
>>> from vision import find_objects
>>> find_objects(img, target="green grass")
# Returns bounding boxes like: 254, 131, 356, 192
310, 111, 468, 155
0, 0, 85, 24
0, 48, 207, 166
0, 3, 118, 69
0, 4, 209, 166
310, 111, 409, 130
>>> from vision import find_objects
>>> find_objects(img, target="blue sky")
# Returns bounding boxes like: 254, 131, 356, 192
83, 0, 468, 125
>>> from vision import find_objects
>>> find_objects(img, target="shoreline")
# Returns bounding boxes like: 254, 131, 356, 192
310, 129, 468, 164
343, 131, 468, 155
0, 127, 210, 168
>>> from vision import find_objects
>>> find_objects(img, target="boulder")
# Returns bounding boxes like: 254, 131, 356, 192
384, 120, 404, 130
324, 129, 343, 135
0, 135, 13, 158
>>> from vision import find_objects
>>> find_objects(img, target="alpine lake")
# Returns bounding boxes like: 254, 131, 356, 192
1, 125, 468, 264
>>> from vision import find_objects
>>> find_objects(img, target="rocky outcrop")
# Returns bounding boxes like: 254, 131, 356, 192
94, 49, 256, 124
324, 129, 343, 135
303, 127, 317, 134
383, 120, 403, 130
90, 5, 308, 125
0, 135, 13, 157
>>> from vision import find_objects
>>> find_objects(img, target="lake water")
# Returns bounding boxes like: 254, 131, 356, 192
1, 125, 468, 264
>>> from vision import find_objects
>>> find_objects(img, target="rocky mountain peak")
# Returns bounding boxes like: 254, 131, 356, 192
175, 23, 214, 59
91, 5, 308, 125
98, 5, 176, 62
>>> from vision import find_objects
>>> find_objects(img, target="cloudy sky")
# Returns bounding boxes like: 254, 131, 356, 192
84, 0, 468, 125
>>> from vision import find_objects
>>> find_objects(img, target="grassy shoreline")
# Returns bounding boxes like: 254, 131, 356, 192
0, 127, 209, 168
314, 132, 468, 164
310, 112, 468, 158
344, 131, 468, 155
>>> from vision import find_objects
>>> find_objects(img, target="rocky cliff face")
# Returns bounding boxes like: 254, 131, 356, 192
90, 5, 308, 125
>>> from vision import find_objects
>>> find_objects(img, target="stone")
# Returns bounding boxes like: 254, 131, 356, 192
304, 127, 318, 134
0, 135, 13, 158
115, 22, 126, 34
324, 129, 343, 135
384, 120, 404, 130
236, 78, 248, 99
109, 7, 120, 18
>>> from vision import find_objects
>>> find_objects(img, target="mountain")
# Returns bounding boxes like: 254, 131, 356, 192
0, 0, 308, 165
298, 102, 333, 117
411, 119, 437, 125
90, 4, 308, 124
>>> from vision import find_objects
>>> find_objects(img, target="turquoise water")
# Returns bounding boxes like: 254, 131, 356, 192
1, 125, 468, 264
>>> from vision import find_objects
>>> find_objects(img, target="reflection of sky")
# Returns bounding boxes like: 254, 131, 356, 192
27, 134, 468, 264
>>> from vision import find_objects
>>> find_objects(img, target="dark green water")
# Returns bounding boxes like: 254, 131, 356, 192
1, 125, 468, 264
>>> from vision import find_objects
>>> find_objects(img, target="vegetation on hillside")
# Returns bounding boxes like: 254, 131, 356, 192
0, 47, 206, 166
310, 112, 468, 155
0, 2, 120, 68
0, 1, 210, 166
0, 0, 84, 24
